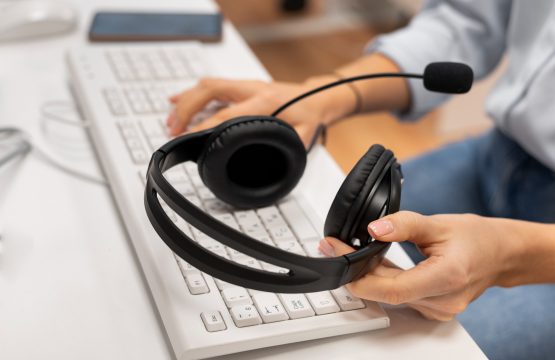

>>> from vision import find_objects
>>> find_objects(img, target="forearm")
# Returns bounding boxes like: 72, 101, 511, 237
302, 53, 410, 124
496, 218, 555, 287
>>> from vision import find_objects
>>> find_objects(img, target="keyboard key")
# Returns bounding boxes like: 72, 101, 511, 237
261, 262, 289, 274
187, 195, 203, 209
139, 118, 165, 138
257, 206, 287, 229
275, 240, 306, 255
278, 294, 315, 319
303, 241, 326, 258
331, 287, 366, 311
165, 168, 188, 183
174, 219, 193, 238
203, 199, 232, 215
221, 287, 252, 308
279, 200, 321, 243
242, 222, 268, 239
211, 247, 230, 259
174, 182, 195, 196
235, 256, 262, 270
102, 88, 126, 115
212, 213, 240, 230
230, 304, 262, 327
306, 292, 340, 315
234, 210, 259, 227
177, 259, 200, 276
130, 149, 148, 164
252, 293, 289, 323
183, 161, 199, 176
268, 225, 296, 243
254, 235, 274, 246
185, 274, 209, 295
201, 311, 227, 332
198, 237, 226, 253
197, 186, 216, 200
214, 278, 235, 291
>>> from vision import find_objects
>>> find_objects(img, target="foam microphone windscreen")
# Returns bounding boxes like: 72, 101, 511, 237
423, 62, 474, 94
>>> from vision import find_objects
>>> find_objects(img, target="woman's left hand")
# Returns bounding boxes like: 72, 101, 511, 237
318, 211, 522, 321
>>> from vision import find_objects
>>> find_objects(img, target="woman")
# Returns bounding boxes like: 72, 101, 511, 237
167, 1, 555, 358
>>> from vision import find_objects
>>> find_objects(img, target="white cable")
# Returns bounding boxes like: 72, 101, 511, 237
40, 100, 90, 128
15, 129, 108, 186
0, 127, 31, 167
0, 99, 108, 186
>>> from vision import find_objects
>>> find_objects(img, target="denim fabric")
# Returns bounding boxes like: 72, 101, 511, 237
399, 128, 555, 360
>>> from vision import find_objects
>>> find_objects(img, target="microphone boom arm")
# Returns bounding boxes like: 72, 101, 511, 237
271, 72, 424, 117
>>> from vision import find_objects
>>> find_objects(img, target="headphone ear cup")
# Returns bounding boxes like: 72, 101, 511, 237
324, 145, 389, 244
197, 116, 306, 209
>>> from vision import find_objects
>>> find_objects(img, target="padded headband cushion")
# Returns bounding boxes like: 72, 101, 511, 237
323, 145, 387, 242
198, 116, 306, 209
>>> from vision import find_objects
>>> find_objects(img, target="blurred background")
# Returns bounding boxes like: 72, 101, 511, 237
217, 0, 502, 173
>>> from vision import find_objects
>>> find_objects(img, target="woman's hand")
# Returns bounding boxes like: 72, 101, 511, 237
318, 211, 524, 321
166, 76, 357, 147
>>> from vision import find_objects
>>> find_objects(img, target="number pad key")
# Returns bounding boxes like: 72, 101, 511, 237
252, 293, 289, 323
306, 291, 340, 315
230, 305, 262, 327
278, 294, 315, 319
331, 287, 366, 311
201, 311, 227, 332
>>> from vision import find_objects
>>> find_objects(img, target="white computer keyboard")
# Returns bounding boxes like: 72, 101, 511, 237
67, 43, 388, 359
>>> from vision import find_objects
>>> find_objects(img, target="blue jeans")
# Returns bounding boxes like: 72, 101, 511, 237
400, 129, 555, 360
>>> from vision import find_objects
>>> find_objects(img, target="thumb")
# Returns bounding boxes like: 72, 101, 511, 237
367, 211, 440, 246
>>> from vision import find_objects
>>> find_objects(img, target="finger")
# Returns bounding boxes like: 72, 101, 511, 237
408, 304, 454, 322
169, 87, 216, 135
169, 78, 261, 135
169, 93, 181, 103
345, 255, 455, 304
295, 123, 319, 149
367, 211, 444, 246
318, 237, 354, 257
411, 289, 473, 315
188, 98, 268, 133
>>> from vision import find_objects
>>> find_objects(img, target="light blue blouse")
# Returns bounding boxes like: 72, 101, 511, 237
368, 0, 555, 171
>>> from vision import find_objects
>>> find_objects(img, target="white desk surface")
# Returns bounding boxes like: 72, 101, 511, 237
0, 0, 485, 359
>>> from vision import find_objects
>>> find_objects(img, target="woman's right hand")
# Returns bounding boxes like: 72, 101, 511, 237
166, 76, 357, 147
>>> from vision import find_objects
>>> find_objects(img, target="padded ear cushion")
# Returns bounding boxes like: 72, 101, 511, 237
324, 145, 392, 242
198, 116, 306, 209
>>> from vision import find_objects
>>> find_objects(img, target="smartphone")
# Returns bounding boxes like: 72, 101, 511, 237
89, 12, 222, 42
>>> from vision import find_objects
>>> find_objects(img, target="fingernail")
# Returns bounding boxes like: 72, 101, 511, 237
318, 238, 335, 257
368, 219, 394, 237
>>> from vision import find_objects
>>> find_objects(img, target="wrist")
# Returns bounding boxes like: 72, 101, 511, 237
492, 218, 555, 287
302, 74, 358, 124
491, 218, 527, 287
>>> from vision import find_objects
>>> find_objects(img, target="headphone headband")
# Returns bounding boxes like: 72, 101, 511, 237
146, 136, 357, 293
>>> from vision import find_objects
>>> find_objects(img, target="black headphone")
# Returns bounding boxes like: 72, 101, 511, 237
145, 62, 473, 293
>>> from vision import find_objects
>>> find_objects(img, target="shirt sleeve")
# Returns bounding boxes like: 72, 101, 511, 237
366, 0, 513, 120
